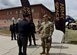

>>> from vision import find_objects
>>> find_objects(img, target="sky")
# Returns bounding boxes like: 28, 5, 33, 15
0, 0, 77, 20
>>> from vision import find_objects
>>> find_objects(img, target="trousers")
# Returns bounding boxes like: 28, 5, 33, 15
17, 35, 28, 55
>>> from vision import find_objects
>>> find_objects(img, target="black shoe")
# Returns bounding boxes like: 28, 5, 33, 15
14, 39, 16, 40
34, 44, 36, 46
19, 52, 23, 55
11, 39, 13, 40
23, 53, 27, 55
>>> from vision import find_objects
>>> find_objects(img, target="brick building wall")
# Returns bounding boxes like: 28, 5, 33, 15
0, 4, 55, 27
0, 4, 54, 20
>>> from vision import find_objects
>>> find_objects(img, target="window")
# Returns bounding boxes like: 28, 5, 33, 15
19, 10, 22, 14
16, 11, 18, 14
10, 11, 12, 14
32, 9, 34, 13
7, 12, 9, 15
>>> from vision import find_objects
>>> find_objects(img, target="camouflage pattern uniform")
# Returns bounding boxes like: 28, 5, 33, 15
39, 21, 54, 55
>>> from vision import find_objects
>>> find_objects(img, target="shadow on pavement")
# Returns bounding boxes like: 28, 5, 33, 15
51, 45, 68, 49
27, 45, 41, 48
49, 53, 72, 55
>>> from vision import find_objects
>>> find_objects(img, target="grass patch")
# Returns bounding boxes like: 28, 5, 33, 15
0, 29, 10, 36
68, 41, 77, 44
65, 28, 77, 44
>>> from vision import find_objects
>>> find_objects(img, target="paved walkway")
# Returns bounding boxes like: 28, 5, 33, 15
0, 35, 77, 55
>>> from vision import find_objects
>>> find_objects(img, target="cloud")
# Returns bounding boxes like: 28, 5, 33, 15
0, 0, 55, 11
0, 0, 21, 9
66, 0, 77, 19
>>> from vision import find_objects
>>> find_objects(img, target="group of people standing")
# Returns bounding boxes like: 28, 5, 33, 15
10, 11, 54, 55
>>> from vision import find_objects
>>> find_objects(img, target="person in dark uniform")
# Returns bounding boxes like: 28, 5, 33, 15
28, 22, 36, 46
16, 12, 31, 55
10, 23, 16, 40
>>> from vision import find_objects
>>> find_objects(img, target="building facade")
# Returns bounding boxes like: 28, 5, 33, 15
0, 4, 54, 21
0, 4, 55, 29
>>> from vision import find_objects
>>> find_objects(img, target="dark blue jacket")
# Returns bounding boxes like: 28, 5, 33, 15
16, 19, 31, 36
10, 24, 16, 32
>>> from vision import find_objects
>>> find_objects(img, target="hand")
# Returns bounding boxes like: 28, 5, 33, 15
36, 31, 40, 34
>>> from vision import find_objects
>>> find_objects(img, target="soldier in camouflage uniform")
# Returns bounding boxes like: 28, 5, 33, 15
38, 14, 54, 55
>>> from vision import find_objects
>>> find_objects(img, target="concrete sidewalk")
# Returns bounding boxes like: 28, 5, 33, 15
0, 35, 77, 55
